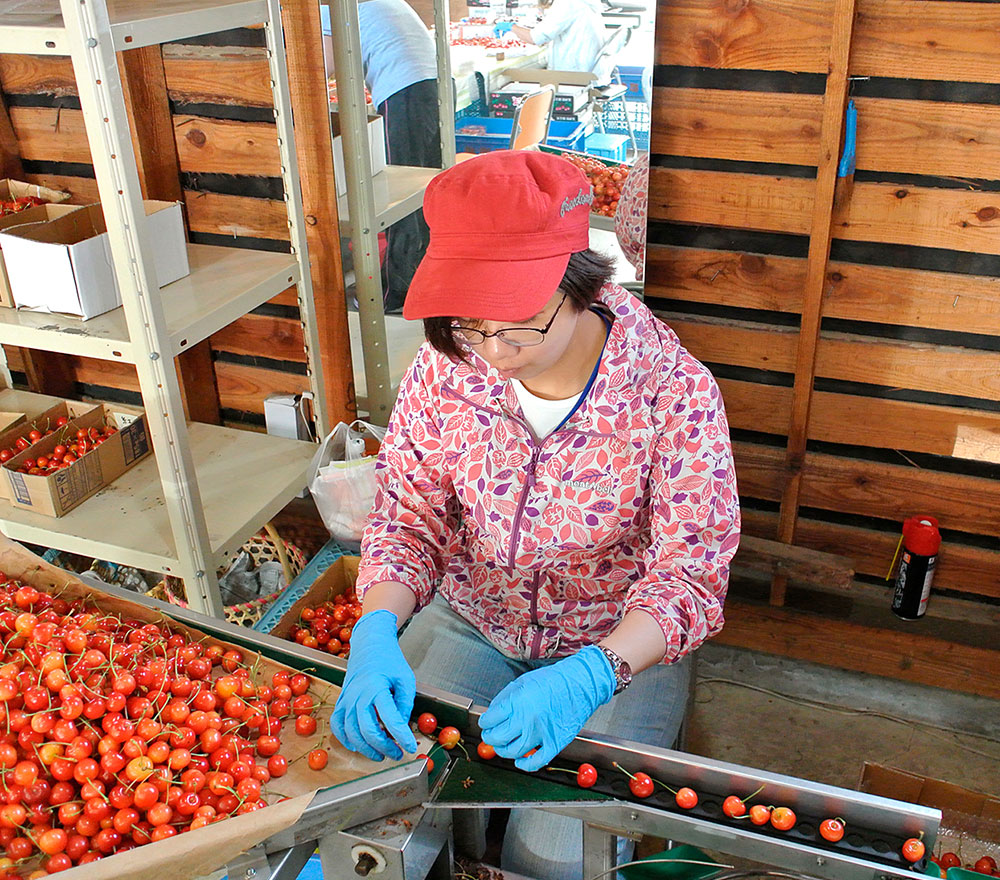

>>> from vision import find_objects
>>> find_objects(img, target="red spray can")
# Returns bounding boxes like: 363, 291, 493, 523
891, 517, 941, 620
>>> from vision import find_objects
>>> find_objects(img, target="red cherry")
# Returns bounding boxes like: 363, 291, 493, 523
416, 713, 437, 735
901, 837, 925, 863
576, 763, 598, 788
629, 772, 654, 798
819, 818, 845, 842
675, 787, 698, 809
723, 795, 746, 818
771, 807, 796, 831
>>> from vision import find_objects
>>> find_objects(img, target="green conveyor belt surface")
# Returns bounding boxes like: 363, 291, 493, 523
432, 757, 612, 806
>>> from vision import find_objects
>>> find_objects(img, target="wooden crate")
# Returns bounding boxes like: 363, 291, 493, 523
649, 0, 1000, 694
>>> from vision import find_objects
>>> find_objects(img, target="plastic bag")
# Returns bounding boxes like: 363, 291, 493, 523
309, 420, 387, 544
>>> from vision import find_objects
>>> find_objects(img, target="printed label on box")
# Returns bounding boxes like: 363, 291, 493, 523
53, 456, 103, 508
120, 419, 150, 465
9, 472, 28, 506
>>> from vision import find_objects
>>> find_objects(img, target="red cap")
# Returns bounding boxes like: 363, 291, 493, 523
403, 150, 593, 322
903, 516, 941, 556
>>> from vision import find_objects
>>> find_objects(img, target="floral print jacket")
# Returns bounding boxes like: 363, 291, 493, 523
357, 284, 740, 663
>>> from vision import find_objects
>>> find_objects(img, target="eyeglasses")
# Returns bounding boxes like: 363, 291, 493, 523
452, 294, 568, 348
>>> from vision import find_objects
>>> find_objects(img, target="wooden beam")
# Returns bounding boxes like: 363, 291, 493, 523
656, 0, 834, 73
647, 244, 1000, 336
645, 246, 805, 314
648, 167, 814, 234
735, 535, 855, 590
119, 45, 222, 426
815, 332, 1000, 402
833, 181, 1000, 256
22, 173, 99, 204
716, 378, 792, 437
656, 313, 800, 373
774, 0, 858, 605
852, 0, 1000, 85
162, 45, 273, 107
174, 115, 280, 176
742, 508, 1000, 601
279, 0, 356, 426
210, 314, 306, 363
8, 105, 91, 164
853, 96, 1000, 180
0, 90, 24, 179
184, 190, 290, 241
715, 599, 1000, 699
652, 88, 823, 167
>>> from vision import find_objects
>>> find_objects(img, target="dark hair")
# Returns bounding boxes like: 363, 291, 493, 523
424, 248, 616, 362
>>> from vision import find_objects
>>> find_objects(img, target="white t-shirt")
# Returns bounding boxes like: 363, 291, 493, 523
510, 379, 577, 440
321, 0, 438, 107
530, 0, 614, 85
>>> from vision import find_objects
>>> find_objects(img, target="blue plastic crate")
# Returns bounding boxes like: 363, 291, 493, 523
585, 132, 629, 162
601, 101, 651, 151
253, 537, 345, 633
615, 65, 646, 102
454, 116, 589, 154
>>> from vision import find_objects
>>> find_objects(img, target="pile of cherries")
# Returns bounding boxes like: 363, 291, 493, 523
0, 576, 327, 877
558, 151, 630, 217
287, 589, 362, 658
0, 197, 46, 218
0, 419, 70, 466
7, 426, 118, 477
930, 853, 998, 877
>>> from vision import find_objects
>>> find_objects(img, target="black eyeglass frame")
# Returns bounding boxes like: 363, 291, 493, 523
451, 293, 569, 348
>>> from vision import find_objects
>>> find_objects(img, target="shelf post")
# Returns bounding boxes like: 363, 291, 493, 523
328, 0, 394, 423
432, 0, 456, 167
60, 0, 225, 617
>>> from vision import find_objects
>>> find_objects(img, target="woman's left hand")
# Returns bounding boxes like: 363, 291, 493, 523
478, 646, 616, 772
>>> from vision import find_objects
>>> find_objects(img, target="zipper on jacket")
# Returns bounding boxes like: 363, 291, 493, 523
507, 444, 540, 569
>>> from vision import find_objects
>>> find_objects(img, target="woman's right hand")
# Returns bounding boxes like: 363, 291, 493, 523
330, 609, 418, 761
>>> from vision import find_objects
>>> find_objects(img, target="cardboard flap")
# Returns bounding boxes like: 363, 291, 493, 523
5, 202, 107, 245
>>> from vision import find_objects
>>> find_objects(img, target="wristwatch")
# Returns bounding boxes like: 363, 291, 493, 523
597, 645, 633, 695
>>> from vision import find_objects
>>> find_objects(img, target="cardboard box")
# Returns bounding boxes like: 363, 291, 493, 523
268, 555, 360, 640
860, 764, 1000, 863
0, 412, 24, 434
0, 203, 82, 307
0, 400, 98, 502
330, 111, 387, 196
0, 200, 189, 319
4, 403, 152, 517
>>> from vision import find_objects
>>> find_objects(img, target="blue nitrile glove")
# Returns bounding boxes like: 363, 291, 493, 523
479, 645, 616, 772
331, 610, 418, 762
493, 20, 513, 36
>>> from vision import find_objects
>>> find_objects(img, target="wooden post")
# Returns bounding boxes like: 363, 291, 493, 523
772, 0, 858, 606
277, 0, 357, 426
118, 45, 223, 426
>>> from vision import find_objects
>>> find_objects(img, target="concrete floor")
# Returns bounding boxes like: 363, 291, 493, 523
687, 643, 1000, 794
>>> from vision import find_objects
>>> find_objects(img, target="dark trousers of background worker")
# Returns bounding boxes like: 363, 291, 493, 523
379, 78, 441, 313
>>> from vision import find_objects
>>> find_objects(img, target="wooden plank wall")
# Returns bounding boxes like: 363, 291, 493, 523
650, 0, 1000, 694
0, 27, 320, 428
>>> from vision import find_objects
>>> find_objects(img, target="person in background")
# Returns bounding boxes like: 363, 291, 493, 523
502, 0, 615, 85
614, 151, 649, 282
322, 0, 440, 313
331, 150, 740, 879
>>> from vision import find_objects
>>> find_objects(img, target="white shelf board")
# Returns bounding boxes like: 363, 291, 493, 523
0, 244, 299, 362
0, 422, 314, 574
338, 165, 439, 232
0, 0, 267, 54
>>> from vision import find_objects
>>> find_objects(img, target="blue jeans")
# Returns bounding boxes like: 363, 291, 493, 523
400, 596, 691, 880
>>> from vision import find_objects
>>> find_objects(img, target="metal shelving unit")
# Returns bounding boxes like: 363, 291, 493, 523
0, 0, 328, 617
324, 0, 454, 422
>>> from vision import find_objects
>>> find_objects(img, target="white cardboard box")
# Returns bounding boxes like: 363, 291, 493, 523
0, 200, 189, 320
331, 112, 387, 197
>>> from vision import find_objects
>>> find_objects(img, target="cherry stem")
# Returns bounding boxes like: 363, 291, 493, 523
611, 761, 638, 781
742, 783, 765, 803
652, 776, 678, 795
545, 766, 577, 776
